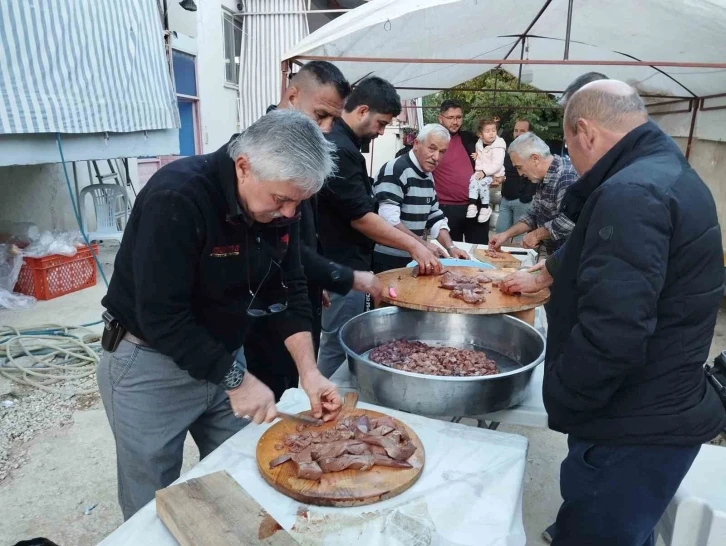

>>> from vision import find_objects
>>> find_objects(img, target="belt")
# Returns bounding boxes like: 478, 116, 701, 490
123, 331, 149, 347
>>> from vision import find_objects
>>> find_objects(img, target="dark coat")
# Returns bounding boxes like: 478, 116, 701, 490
544, 121, 726, 445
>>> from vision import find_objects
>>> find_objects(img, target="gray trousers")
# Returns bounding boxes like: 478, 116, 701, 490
317, 291, 366, 378
97, 340, 246, 520
496, 197, 533, 242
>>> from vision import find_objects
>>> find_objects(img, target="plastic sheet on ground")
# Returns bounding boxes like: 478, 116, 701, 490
0, 243, 35, 310
100, 388, 529, 546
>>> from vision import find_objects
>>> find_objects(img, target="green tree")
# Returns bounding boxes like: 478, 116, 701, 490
422, 69, 563, 143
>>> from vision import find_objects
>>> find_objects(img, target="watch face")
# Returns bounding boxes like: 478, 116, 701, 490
223, 363, 244, 389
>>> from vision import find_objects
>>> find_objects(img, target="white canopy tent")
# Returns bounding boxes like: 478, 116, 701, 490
282, 0, 726, 152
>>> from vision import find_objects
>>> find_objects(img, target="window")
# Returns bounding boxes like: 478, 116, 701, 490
223, 12, 243, 86
172, 49, 200, 156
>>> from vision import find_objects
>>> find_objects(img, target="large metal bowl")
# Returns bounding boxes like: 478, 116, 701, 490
339, 307, 545, 417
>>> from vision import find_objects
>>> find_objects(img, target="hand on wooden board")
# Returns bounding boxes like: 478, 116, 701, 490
410, 243, 443, 276
300, 370, 343, 422
448, 247, 470, 260
501, 260, 552, 295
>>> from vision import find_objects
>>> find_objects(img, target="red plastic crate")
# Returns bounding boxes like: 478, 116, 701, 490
14, 244, 99, 301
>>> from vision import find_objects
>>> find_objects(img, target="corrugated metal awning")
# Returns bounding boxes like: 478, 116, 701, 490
0, 0, 179, 135
238, 0, 309, 130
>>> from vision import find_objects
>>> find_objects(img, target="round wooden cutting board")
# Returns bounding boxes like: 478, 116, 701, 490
256, 395, 425, 507
377, 266, 549, 315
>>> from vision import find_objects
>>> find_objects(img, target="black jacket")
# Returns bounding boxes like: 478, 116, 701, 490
102, 143, 311, 384
544, 121, 726, 445
318, 118, 378, 271
459, 130, 478, 170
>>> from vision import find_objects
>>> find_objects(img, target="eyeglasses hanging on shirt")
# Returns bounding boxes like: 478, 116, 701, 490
246, 256, 288, 317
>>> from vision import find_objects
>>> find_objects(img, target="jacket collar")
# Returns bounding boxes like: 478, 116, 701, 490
332, 117, 362, 149
561, 120, 668, 223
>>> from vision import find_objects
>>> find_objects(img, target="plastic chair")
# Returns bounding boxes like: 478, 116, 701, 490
79, 184, 129, 242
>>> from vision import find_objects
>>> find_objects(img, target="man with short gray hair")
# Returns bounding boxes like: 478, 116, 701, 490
98, 109, 343, 520
489, 132, 577, 255
373, 123, 469, 272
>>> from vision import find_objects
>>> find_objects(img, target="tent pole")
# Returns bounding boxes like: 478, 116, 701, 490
394, 86, 691, 100
280, 60, 289, 100
685, 100, 698, 161
517, 40, 525, 89
296, 55, 726, 69
498, 0, 554, 68
564, 0, 574, 60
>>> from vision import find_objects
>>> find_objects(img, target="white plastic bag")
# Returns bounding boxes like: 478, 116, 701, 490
22, 230, 83, 258
0, 243, 36, 309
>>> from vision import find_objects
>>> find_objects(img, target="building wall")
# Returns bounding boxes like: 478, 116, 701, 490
171, 0, 241, 152
0, 158, 141, 232
0, 2, 241, 233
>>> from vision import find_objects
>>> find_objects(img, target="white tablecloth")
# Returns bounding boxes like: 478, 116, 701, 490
99, 389, 530, 546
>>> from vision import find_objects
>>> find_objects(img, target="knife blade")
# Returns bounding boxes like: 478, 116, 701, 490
277, 411, 324, 426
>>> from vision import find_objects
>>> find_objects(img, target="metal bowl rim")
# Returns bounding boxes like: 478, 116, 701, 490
339, 306, 546, 382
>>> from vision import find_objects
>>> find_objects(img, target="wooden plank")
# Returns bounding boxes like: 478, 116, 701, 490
156, 471, 296, 546
256, 402, 424, 507
472, 246, 523, 269
377, 266, 549, 315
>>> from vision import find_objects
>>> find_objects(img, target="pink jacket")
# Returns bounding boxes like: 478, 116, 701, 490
475, 136, 506, 177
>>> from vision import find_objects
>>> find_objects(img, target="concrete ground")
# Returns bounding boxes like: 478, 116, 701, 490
0, 241, 723, 545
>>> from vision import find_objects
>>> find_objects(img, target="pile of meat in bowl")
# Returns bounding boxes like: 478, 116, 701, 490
369, 339, 499, 377
269, 414, 417, 481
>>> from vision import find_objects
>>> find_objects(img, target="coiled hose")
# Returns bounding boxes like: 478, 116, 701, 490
0, 324, 101, 395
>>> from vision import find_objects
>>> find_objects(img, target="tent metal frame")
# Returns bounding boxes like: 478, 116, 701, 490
281, 0, 726, 159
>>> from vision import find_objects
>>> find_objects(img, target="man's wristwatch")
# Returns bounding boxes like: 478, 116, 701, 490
221, 358, 246, 391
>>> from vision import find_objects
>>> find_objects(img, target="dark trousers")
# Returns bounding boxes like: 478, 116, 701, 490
440, 204, 489, 244
548, 436, 700, 546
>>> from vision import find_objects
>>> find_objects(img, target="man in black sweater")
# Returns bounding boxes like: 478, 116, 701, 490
316, 77, 444, 378
98, 110, 342, 519
541, 81, 726, 545
496, 118, 536, 238
247, 61, 383, 398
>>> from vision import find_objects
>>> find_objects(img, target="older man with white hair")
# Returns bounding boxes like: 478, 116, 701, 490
540, 80, 726, 545
98, 109, 343, 520
372, 123, 469, 272
489, 132, 577, 255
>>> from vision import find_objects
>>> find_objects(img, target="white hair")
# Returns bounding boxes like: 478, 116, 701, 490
508, 132, 552, 159
227, 109, 336, 193
416, 123, 451, 145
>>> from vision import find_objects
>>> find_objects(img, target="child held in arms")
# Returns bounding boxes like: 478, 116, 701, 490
467, 118, 506, 223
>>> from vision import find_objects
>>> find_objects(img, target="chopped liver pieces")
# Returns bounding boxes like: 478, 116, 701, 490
269, 414, 416, 481
369, 340, 499, 377
438, 270, 493, 304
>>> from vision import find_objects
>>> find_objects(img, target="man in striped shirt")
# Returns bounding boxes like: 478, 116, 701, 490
373, 124, 470, 272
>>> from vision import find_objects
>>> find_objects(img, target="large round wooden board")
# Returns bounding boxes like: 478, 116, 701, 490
377, 266, 549, 314
256, 399, 425, 507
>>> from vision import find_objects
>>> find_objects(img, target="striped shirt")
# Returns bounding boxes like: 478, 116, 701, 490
373, 151, 446, 257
